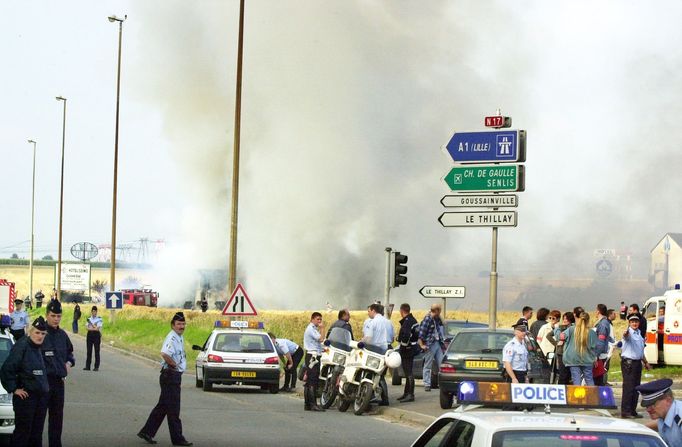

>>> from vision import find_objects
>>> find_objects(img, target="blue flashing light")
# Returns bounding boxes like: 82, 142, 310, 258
676, 284, 680, 290
323, 340, 331, 347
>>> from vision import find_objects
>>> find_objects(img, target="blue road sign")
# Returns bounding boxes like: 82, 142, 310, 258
596, 259, 613, 278
106, 291, 123, 309
444, 130, 526, 163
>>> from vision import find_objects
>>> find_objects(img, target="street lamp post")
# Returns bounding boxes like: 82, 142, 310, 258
55, 96, 67, 301
108, 14, 126, 293
27, 139, 37, 303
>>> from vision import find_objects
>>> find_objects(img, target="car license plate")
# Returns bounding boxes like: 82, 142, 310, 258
231, 371, 256, 378
465, 360, 498, 369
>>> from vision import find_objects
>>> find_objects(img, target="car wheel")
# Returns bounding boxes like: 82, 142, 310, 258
439, 388, 453, 409
338, 398, 351, 412
202, 378, 213, 392
391, 370, 402, 386
195, 367, 203, 388
269, 384, 279, 394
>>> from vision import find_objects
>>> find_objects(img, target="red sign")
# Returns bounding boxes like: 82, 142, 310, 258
222, 283, 257, 316
484, 116, 511, 128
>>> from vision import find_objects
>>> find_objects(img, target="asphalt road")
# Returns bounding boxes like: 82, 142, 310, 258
52, 333, 420, 447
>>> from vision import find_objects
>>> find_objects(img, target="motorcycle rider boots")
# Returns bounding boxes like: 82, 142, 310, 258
304, 386, 325, 412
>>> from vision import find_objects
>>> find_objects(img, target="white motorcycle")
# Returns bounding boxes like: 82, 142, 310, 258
337, 340, 402, 415
318, 327, 353, 408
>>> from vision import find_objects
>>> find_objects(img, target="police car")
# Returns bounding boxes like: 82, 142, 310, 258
193, 321, 280, 393
0, 331, 15, 437
411, 382, 667, 447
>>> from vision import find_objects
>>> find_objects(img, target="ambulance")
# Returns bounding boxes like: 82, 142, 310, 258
643, 284, 682, 366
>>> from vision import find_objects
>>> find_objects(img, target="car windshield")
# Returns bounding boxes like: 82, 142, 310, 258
327, 327, 352, 352
491, 430, 665, 447
0, 338, 11, 366
445, 322, 486, 338
449, 332, 511, 353
213, 333, 273, 353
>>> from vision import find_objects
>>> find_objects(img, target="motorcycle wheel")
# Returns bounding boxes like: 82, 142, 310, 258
353, 382, 373, 415
338, 398, 351, 413
320, 371, 339, 409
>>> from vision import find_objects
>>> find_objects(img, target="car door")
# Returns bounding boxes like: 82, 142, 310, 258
195, 334, 213, 379
643, 300, 659, 364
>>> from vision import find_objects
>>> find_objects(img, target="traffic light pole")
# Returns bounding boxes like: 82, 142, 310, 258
384, 247, 392, 308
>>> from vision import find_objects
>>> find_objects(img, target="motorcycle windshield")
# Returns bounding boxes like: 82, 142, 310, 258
364, 343, 387, 355
327, 327, 352, 352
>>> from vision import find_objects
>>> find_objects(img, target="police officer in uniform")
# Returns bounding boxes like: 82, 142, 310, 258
138, 312, 192, 446
35, 289, 44, 309
619, 314, 651, 418
396, 303, 418, 403
43, 299, 75, 447
269, 333, 303, 392
0, 317, 50, 447
84, 306, 103, 371
303, 312, 325, 412
503, 321, 529, 383
10, 298, 29, 340
637, 378, 682, 446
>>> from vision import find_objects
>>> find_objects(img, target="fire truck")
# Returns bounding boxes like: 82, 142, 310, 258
121, 288, 158, 307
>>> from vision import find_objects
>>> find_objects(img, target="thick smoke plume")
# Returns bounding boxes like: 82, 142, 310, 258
126, 1, 682, 310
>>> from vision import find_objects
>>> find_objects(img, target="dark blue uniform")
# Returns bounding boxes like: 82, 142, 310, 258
397, 313, 418, 400
42, 324, 75, 447
0, 336, 49, 447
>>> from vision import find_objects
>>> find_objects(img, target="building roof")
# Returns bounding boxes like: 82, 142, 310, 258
652, 233, 682, 253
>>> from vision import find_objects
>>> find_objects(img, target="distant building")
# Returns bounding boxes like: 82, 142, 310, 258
650, 233, 682, 293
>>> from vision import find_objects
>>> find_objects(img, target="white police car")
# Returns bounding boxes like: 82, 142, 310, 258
0, 331, 15, 437
411, 382, 667, 447
193, 321, 280, 393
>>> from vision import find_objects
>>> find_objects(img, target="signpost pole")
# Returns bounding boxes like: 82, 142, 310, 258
384, 247, 392, 309
489, 227, 498, 331
442, 298, 447, 319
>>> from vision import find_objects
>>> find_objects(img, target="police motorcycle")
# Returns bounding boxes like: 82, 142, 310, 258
318, 328, 353, 408
336, 339, 402, 415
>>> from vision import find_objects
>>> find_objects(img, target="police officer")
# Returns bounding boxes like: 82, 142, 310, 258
10, 298, 29, 340
363, 303, 390, 405
84, 306, 103, 371
396, 303, 418, 403
503, 322, 529, 383
138, 312, 192, 446
303, 312, 325, 412
0, 317, 50, 447
637, 378, 682, 446
619, 314, 651, 418
269, 333, 303, 392
35, 289, 44, 309
43, 299, 75, 447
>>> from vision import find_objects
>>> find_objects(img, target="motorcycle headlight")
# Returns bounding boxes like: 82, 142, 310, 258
0, 393, 11, 405
366, 355, 381, 369
333, 352, 346, 365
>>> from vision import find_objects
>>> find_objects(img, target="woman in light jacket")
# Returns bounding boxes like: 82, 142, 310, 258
561, 311, 598, 385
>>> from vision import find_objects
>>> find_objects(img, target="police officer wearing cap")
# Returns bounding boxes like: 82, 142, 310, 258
42, 299, 75, 447
10, 298, 29, 340
637, 378, 682, 446
619, 313, 651, 419
503, 321, 529, 383
84, 306, 103, 371
138, 312, 192, 446
0, 317, 50, 447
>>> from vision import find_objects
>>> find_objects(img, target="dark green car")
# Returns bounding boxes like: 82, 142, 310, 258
438, 328, 551, 409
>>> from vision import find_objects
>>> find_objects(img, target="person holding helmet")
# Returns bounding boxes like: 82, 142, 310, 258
0, 317, 50, 447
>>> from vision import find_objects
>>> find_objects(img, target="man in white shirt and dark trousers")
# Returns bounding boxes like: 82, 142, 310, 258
269, 333, 303, 392
618, 314, 651, 419
303, 312, 325, 412
84, 306, 103, 371
138, 312, 192, 445
363, 303, 390, 406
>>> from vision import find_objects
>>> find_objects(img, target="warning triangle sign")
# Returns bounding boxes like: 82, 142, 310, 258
222, 283, 257, 316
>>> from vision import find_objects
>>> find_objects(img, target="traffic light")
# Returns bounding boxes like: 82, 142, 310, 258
393, 251, 408, 287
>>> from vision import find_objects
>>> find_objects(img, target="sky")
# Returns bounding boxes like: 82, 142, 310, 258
2, 1, 682, 309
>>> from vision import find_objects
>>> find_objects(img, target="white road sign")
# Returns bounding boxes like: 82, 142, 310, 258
441, 194, 517, 208
419, 286, 466, 299
438, 211, 517, 227
54, 263, 91, 292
